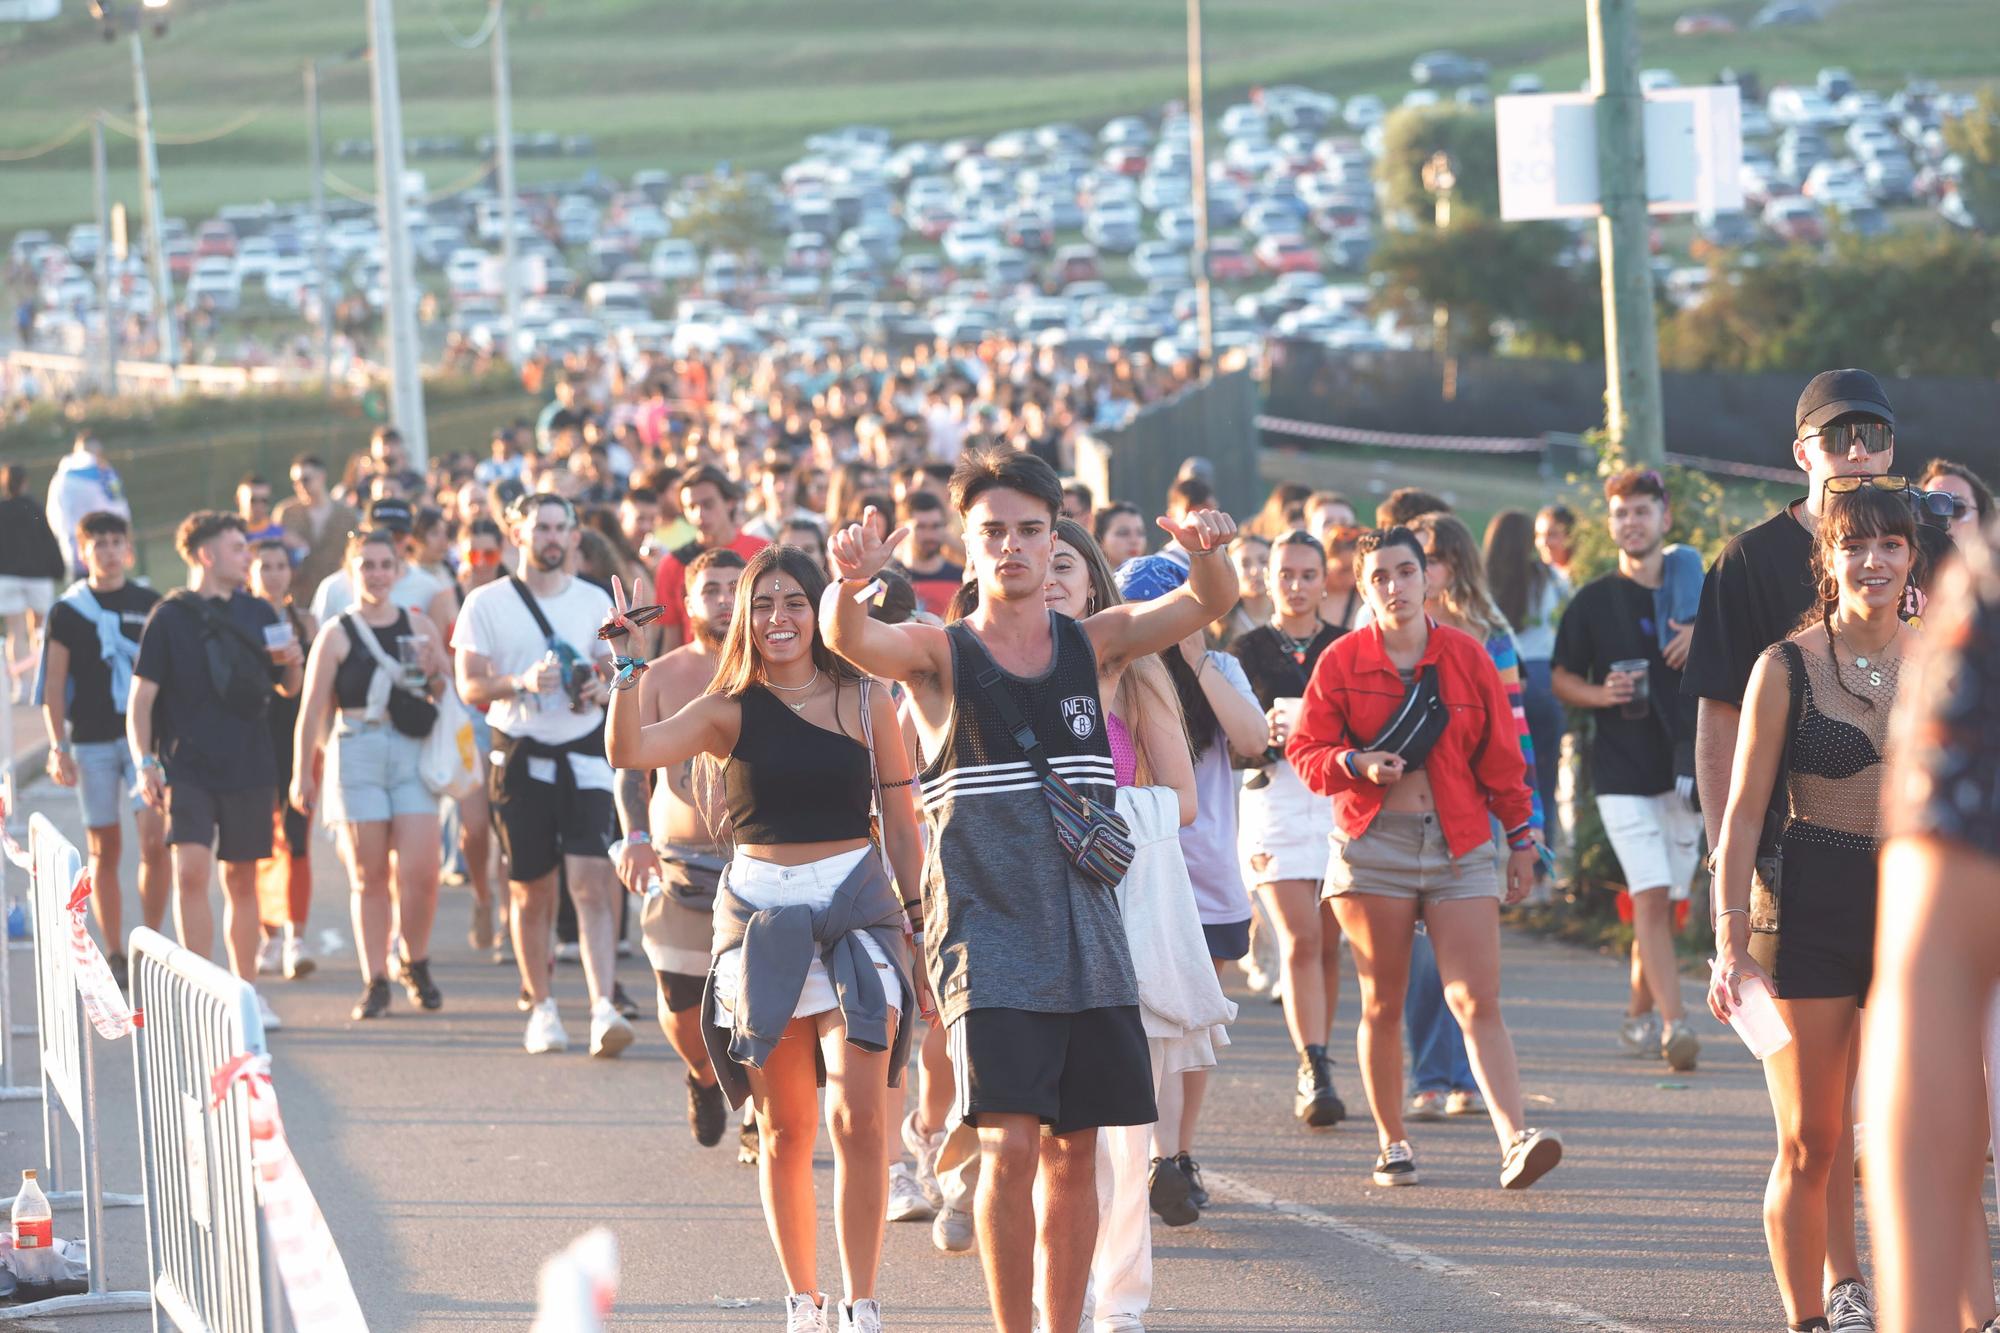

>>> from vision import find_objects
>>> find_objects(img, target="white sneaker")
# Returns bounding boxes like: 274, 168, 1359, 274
254, 989, 283, 1033
887, 1161, 935, 1221
524, 999, 569, 1054
1618, 1012, 1662, 1056
1825, 1278, 1875, 1331
555, 941, 581, 964
256, 935, 282, 976
838, 1298, 882, 1333
900, 1111, 945, 1210
281, 935, 315, 980
932, 1204, 973, 1254
588, 998, 634, 1058
785, 1292, 827, 1332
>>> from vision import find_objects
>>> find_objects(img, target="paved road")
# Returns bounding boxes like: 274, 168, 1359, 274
3, 760, 1988, 1331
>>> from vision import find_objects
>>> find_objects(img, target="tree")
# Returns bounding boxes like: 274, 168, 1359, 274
1370, 217, 1602, 357
674, 176, 771, 255
1658, 227, 2000, 377
1375, 104, 1504, 223
1940, 86, 2000, 230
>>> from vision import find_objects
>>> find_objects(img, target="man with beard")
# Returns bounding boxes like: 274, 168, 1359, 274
610, 547, 745, 1144
892, 489, 965, 618
454, 494, 630, 1058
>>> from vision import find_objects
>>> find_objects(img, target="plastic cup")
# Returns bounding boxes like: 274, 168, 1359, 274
1609, 658, 1651, 720
1712, 960, 1792, 1060
262, 621, 295, 659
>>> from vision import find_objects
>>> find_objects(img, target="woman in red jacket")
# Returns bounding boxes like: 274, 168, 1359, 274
1287, 527, 1563, 1192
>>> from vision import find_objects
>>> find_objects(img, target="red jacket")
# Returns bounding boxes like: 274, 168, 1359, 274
1287, 619, 1533, 860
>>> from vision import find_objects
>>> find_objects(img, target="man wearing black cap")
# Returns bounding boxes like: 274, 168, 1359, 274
1684, 368, 1947, 845
306, 496, 454, 630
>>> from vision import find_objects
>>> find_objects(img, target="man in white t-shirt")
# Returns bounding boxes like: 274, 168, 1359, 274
453, 493, 632, 1059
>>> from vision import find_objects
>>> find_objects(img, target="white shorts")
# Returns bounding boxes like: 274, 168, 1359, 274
1596, 791, 1701, 901
711, 846, 900, 1020
1238, 762, 1332, 885
0, 576, 55, 618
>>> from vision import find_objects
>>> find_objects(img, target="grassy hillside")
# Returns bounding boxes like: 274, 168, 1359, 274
0, 0, 1992, 234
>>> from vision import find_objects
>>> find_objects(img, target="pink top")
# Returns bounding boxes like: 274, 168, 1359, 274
1106, 711, 1138, 788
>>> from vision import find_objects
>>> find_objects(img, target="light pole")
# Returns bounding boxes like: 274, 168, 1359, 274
1587, 0, 1665, 464
1184, 0, 1214, 373
90, 111, 116, 394
305, 57, 333, 394
490, 0, 519, 363
366, 0, 430, 468
1421, 150, 1458, 401
126, 8, 178, 371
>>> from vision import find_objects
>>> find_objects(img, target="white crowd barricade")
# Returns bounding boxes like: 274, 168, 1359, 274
0, 813, 148, 1317
0, 717, 38, 1103
131, 927, 366, 1333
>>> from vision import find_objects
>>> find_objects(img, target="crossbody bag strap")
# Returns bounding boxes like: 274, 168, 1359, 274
971, 659, 1057, 782
856, 676, 893, 879
342, 610, 402, 677
1773, 639, 1807, 815
508, 574, 559, 645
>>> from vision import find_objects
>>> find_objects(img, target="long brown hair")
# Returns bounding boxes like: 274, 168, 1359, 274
696, 544, 865, 846
1051, 519, 1190, 782
1796, 486, 1926, 710
1482, 509, 1550, 633
1411, 512, 1512, 643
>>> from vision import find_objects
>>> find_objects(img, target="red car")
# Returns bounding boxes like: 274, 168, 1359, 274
1101, 147, 1148, 178
194, 221, 236, 259
1206, 237, 1253, 281
1254, 234, 1321, 275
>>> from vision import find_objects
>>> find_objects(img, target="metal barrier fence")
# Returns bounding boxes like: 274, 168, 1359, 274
1074, 369, 1262, 525
1, 813, 147, 1317
128, 927, 288, 1333
4, 349, 323, 400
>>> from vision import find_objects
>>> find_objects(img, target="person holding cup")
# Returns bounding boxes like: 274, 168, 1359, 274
1707, 483, 1925, 1333
1549, 469, 1703, 1070
291, 528, 452, 1021
1227, 530, 1350, 1129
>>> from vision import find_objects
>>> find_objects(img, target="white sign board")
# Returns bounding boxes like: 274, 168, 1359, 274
0, 0, 62, 19
1497, 85, 1744, 221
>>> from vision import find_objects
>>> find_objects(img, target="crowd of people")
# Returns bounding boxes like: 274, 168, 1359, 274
11, 342, 2000, 1333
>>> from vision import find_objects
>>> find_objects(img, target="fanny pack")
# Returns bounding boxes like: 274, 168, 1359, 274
971, 661, 1134, 891
1361, 663, 1448, 770
659, 844, 729, 912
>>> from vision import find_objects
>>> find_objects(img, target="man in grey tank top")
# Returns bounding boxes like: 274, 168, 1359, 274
824, 450, 1238, 1333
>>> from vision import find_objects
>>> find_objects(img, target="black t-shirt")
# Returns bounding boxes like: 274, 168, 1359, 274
1229, 621, 1344, 710
134, 590, 282, 793
1683, 499, 1953, 708
47, 582, 160, 743
1552, 574, 1680, 796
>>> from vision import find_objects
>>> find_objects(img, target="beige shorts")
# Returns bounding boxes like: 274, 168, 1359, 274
1326, 810, 1501, 905
639, 890, 711, 978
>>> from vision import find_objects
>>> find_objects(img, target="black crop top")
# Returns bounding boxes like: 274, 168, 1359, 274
334, 608, 412, 709
725, 685, 873, 844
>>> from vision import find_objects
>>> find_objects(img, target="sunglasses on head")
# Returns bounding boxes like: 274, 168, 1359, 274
1802, 420, 1894, 455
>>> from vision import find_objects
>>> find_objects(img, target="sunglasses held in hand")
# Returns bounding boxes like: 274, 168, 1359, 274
597, 604, 668, 640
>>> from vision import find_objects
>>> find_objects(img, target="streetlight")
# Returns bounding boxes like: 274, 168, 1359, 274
1421, 150, 1459, 401
90, 0, 179, 371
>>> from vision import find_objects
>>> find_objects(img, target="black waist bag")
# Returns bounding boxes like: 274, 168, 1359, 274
1361, 664, 1448, 770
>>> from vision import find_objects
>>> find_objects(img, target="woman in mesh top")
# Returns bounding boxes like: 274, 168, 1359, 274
1707, 485, 1924, 1333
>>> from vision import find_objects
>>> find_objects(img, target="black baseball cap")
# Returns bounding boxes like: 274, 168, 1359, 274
1795, 368, 1895, 433
365, 497, 414, 534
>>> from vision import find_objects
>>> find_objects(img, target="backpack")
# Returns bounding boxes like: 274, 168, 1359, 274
166, 589, 274, 721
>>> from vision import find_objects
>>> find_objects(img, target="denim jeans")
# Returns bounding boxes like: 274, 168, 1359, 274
1406, 925, 1475, 1093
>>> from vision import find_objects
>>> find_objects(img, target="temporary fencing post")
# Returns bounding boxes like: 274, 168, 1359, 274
0, 813, 148, 1317
131, 926, 366, 1332
0, 713, 35, 1102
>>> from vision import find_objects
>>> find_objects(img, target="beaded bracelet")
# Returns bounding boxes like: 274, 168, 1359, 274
610, 655, 650, 690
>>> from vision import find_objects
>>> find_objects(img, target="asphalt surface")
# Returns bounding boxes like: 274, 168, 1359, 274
2, 756, 1991, 1332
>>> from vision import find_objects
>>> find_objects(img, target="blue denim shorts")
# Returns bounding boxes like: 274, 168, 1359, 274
73, 739, 140, 829
323, 717, 436, 825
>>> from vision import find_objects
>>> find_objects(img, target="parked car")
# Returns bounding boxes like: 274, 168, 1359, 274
649, 238, 699, 283
1410, 50, 1490, 87
1254, 234, 1321, 275
1205, 236, 1253, 282
1762, 194, 1826, 245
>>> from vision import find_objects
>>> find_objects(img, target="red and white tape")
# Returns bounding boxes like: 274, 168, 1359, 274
66, 874, 133, 1040
1257, 413, 1546, 456
211, 1053, 367, 1332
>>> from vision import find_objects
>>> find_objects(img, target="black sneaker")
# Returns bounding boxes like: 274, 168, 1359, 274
107, 950, 129, 992
737, 1119, 760, 1166
611, 981, 639, 1019
1175, 1152, 1209, 1208
352, 977, 391, 1020
398, 958, 443, 1011
1823, 1278, 1874, 1332
1371, 1140, 1419, 1187
688, 1072, 726, 1148
1147, 1155, 1199, 1226
1293, 1044, 1346, 1128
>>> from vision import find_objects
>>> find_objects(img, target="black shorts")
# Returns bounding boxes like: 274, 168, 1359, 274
167, 783, 275, 864
948, 1004, 1155, 1136
1203, 918, 1252, 962
490, 778, 614, 884
1747, 830, 1876, 1004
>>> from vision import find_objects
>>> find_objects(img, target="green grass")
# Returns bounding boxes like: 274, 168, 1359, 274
0, 0, 1992, 235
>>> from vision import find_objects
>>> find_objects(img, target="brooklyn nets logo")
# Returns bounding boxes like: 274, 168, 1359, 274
1059, 695, 1099, 740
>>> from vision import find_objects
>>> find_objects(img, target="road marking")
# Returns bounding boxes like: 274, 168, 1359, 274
1203, 1171, 1659, 1333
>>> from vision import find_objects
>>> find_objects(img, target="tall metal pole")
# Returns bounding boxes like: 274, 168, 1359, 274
90, 113, 115, 395
130, 29, 178, 371
306, 58, 335, 396
1184, 0, 1214, 373
1587, 0, 1665, 464
491, 0, 520, 362
367, 0, 430, 468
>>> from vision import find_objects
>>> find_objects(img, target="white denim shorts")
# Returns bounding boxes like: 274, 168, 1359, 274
712, 846, 900, 1020
1596, 791, 1701, 901
1238, 762, 1333, 885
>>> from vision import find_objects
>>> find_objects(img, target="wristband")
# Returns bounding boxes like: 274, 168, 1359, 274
1716, 907, 1748, 921
627, 831, 651, 846
611, 654, 649, 688
1340, 750, 1361, 780
138, 754, 162, 771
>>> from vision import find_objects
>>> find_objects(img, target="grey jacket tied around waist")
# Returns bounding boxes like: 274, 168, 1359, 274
700, 851, 914, 1110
